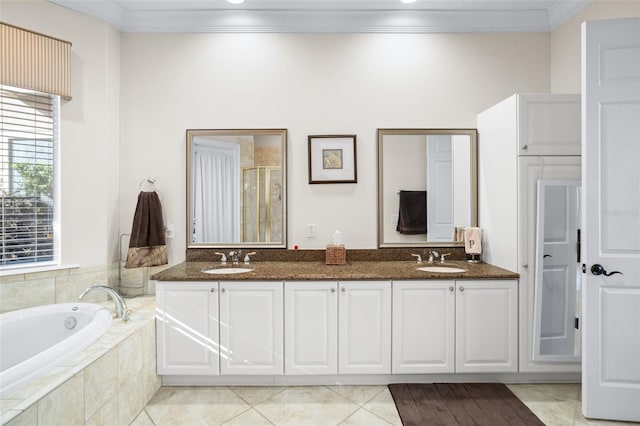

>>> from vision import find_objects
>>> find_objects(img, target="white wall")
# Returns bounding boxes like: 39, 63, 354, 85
2, 0, 121, 268
120, 32, 550, 261
550, 0, 640, 93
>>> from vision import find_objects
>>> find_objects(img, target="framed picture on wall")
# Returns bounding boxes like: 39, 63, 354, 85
308, 135, 357, 184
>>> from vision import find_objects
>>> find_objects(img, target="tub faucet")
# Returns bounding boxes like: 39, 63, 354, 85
78, 286, 131, 322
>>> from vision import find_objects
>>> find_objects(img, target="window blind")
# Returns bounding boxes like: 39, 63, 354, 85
1, 85, 58, 266
0, 22, 72, 100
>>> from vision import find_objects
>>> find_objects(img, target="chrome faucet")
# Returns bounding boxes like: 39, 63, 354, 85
214, 252, 227, 264
427, 251, 440, 263
440, 253, 451, 263
244, 252, 256, 264
229, 251, 240, 265
78, 286, 131, 322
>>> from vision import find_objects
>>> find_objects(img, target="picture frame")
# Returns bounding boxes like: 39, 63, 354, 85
308, 135, 357, 184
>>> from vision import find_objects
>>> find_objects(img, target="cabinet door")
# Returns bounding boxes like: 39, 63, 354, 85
392, 281, 455, 374
284, 282, 338, 375
219, 281, 284, 375
156, 281, 219, 375
455, 280, 517, 373
338, 281, 391, 374
518, 94, 581, 156
518, 156, 582, 373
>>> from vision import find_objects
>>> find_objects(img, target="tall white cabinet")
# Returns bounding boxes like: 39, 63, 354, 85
478, 93, 581, 373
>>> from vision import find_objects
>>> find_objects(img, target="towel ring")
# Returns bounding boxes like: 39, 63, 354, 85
139, 177, 156, 188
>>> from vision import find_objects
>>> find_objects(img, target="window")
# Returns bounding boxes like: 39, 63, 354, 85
0, 85, 59, 267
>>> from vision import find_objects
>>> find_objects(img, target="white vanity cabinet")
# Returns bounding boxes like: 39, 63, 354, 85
392, 280, 517, 374
156, 281, 219, 375
219, 281, 284, 375
455, 280, 518, 373
338, 281, 392, 374
478, 93, 581, 373
392, 281, 455, 373
284, 281, 338, 375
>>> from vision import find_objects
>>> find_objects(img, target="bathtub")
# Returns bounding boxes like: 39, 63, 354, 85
0, 303, 112, 398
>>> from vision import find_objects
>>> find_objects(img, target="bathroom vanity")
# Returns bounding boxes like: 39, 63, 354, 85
153, 261, 522, 385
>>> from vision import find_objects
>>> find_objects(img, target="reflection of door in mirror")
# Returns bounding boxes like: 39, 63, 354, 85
378, 129, 476, 248
532, 180, 581, 362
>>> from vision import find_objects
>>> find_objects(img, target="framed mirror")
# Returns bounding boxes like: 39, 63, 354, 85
377, 129, 477, 248
532, 180, 581, 362
187, 129, 287, 248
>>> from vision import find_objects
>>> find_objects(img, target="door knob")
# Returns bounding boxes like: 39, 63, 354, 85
591, 264, 622, 277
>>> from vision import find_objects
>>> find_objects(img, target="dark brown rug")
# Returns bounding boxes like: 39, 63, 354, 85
388, 383, 545, 426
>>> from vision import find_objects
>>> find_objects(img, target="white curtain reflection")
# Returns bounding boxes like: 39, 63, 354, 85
193, 147, 240, 242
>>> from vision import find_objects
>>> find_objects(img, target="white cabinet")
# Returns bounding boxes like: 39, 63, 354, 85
284, 281, 338, 375
392, 281, 455, 374
338, 281, 392, 374
156, 281, 219, 375
219, 281, 284, 375
392, 280, 517, 374
455, 280, 518, 373
478, 93, 581, 373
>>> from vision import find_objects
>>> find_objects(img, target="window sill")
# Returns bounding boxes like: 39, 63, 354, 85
0, 263, 80, 277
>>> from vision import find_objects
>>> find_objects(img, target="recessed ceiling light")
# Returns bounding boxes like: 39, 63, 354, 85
227, 0, 245, 4
400, 0, 417, 3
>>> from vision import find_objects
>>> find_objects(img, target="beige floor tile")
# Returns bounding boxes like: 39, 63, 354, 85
146, 387, 250, 426
254, 386, 359, 426
130, 409, 155, 426
573, 403, 640, 426
221, 408, 274, 425
361, 388, 402, 426
507, 383, 581, 403
340, 408, 394, 425
228, 386, 287, 406
327, 385, 386, 406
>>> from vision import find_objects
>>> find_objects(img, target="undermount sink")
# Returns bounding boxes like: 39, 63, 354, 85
417, 265, 467, 273
202, 267, 254, 275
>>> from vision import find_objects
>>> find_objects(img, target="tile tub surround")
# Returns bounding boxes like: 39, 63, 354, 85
152, 260, 518, 282
0, 296, 160, 426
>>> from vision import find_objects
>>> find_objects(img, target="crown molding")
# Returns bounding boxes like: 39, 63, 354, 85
48, 1, 592, 34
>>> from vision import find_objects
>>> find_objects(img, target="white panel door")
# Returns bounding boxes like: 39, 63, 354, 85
427, 135, 454, 241
219, 281, 284, 375
284, 281, 338, 375
455, 280, 518, 373
156, 282, 219, 375
338, 281, 391, 374
518, 156, 582, 373
392, 281, 455, 374
518, 94, 581, 156
582, 18, 640, 422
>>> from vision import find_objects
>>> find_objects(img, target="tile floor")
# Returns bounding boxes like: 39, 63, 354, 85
131, 383, 640, 426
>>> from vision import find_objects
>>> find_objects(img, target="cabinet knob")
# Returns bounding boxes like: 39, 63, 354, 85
522, 144, 528, 150
221, 288, 226, 293
211, 288, 216, 293
522, 264, 528, 269
330, 288, 336, 293
459, 286, 465, 292
341, 287, 346, 293
449, 286, 454, 292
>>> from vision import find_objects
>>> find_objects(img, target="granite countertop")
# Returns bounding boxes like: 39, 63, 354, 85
151, 260, 518, 282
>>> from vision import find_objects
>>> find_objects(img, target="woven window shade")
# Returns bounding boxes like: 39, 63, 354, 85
0, 22, 72, 100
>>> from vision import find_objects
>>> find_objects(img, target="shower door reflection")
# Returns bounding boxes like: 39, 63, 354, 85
243, 167, 282, 243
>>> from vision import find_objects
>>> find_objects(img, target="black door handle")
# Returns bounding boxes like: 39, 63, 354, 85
591, 264, 623, 277
543, 254, 552, 258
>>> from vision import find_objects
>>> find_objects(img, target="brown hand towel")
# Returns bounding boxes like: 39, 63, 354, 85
396, 190, 427, 235
125, 191, 168, 268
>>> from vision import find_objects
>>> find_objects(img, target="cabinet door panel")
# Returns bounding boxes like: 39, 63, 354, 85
456, 280, 517, 373
392, 281, 455, 373
219, 281, 283, 375
284, 282, 338, 375
518, 94, 581, 156
338, 281, 391, 374
156, 282, 219, 375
